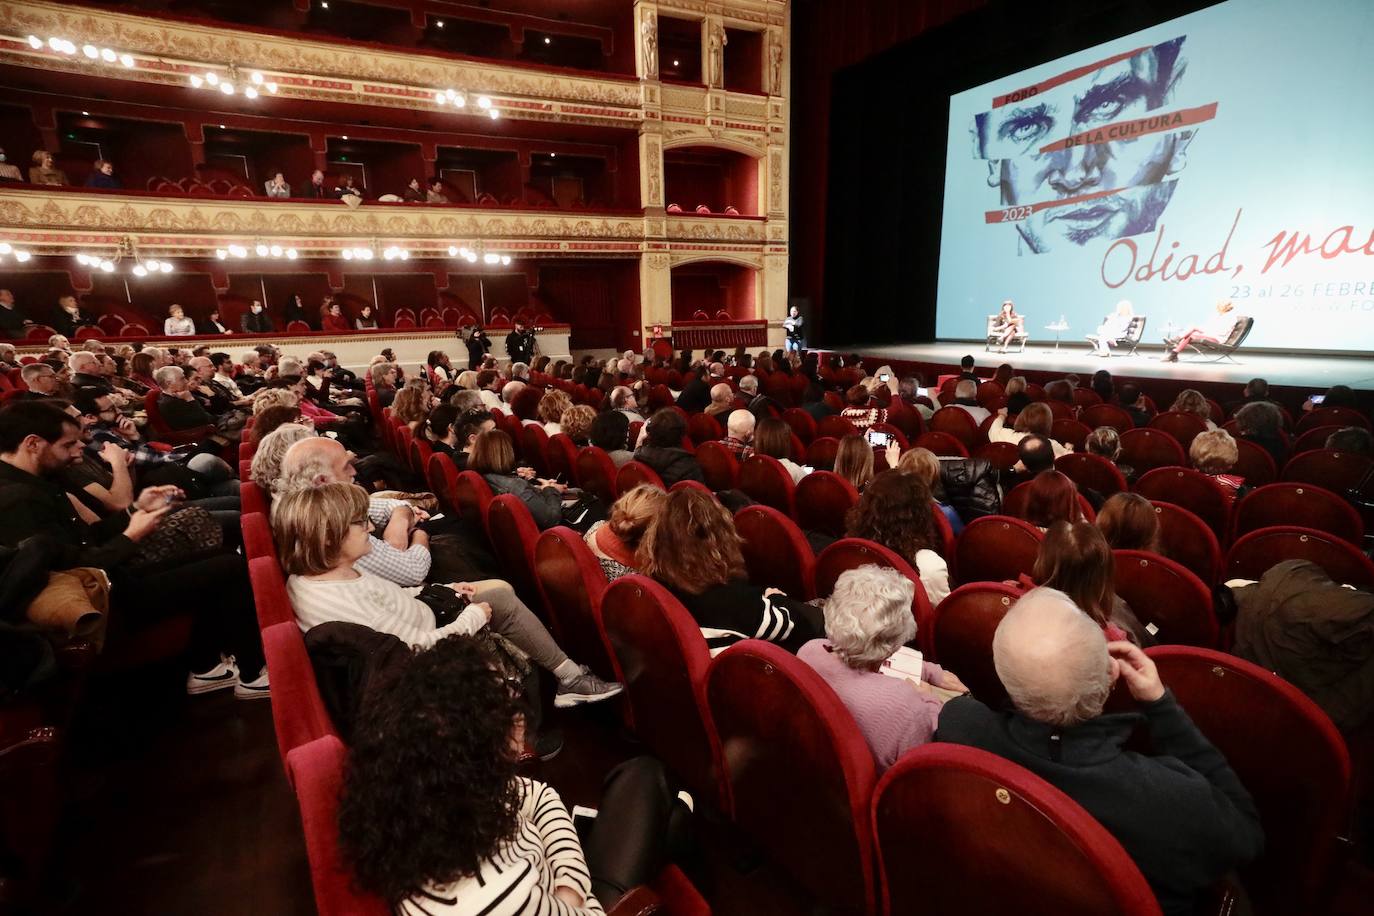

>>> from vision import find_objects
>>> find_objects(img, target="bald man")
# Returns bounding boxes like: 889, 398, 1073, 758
705, 382, 733, 418
720, 408, 755, 459
937, 588, 1262, 916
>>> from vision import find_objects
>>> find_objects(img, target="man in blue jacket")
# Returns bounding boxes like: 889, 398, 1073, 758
938, 588, 1263, 916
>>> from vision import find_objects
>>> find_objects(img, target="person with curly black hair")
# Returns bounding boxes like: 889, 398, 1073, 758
341, 636, 680, 914
844, 470, 951, 606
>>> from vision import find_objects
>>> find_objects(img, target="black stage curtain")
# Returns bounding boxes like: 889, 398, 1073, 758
820, 0, 1220, 348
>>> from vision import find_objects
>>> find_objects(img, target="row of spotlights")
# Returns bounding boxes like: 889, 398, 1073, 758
74, 253, 174, 275
215, 244, 298, 260
189, 70, 278, 97
0, 243, 32, 262
342, 248, 374, 261
382, 247, 411, 261
27, 36, 134, 67
434, 89, 500, 119
446, 246, 511, 265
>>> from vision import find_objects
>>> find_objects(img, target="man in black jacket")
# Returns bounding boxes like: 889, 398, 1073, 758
938, 588, 1263, 916
633, 408, 703, 487
239, 301, 274, 334
505, 322, 536, 365
466, 326, 492, 369
676, 362, 721, 413
0, 289, 34, 339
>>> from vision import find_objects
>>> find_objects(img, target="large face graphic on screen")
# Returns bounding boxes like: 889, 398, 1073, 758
972, 37, 1195, 254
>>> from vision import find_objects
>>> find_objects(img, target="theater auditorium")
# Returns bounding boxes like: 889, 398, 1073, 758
0, 0, 1370, 913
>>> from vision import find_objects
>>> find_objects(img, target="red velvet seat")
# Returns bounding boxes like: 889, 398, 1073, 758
1148, 411, 1209, 451
546, 433, 579, 485
1072, 387, 1103, 408
453, 470, 495, 529
241, 511, 274, 562
955, 515, 1044, 585
521, 424, 552, 477
1111, 550, 1217, 647
911, 431, 969, 458
928, 407, 982, 450
1134, 467, 1232, 543
971, 440, 1019, 471
1002, 481, 1096, 524
869, 422, 909, 452
1046, 399, 1076, 421
1295, 406, 1370, 433
873, 744, 1162, 916
142, 389, 213, 446
817, 415, 860, 440
575, 446, 618, 502
734, 505, 816, 601
781, 407, 817, 444
262, 623, 338, 782
794, 471, 859, 538
284, 736, 391, 916
1080, 402, 1136, 432
687, 412, 723, 445
1119, 428, 1187, 476
1231, 437, 1277, 487
616, 460, 666, 493
241, 480, 268, 517
1233, 483, 1363, 545
427, 452, 460, 514
669, 480, 712, 496
600, 576, 725, 806
534, 527, 617, 680
1055, 452, 1128, 497
1147, 646, 1351, 915
248, 555, 293, 630
806, 435, 840, 470
408, 437, 433, 479
393, 424, 413, 463
1050, 418, 1093, 452
1226, 525, 1374, 586
738, 454, 797, 517
1288, 424, 1344, 455
932, 582, 1022, 709
486, 494, 547, 616
815, 538, 936, 656
1150, 501, 1223, 586
694, 440, 739, 490
707, 641, 877, 915
1281, 448, 1374, 495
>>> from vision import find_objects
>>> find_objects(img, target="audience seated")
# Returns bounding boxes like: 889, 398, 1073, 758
538, 389, 573, 435
1084, 426, 1134, 482
1022, 469, 1083, 528
1233, 401, 1288, 466
1095, 492, 1160, 552
469, 430, 567, 530
1171, 389, 1217, 430
633, 408, 703, 487
584, 484, 667, 581
753, 417, 811, 483
1189, 429, 1245, 499
1326, 426, 1372, 454
274, 482, 620, 706
1033, 521, 1151, 644
949, 379, 991, 424
989, 402, 1070, 457
589, 410, 635, 468
1017, 434, 1057, 478
797, 565, 966, 770
895, 446, 966, 535
719, 408, 755, 459
844, 470, 951, 606
639, 486, 822, 653
1117, 381, 1153, 427
339, 636, 669, 913
840, 385, 887, 431
937, 588, 1263, 916
832, 434, 878, 491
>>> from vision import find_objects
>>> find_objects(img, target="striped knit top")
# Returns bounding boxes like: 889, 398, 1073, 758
399, 779, 605, 916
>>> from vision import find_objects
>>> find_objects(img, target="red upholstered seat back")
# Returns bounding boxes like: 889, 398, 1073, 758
873, 744, 1162, 916
284, 736, 389, 916
738, 455, 796, 517
241, 480, 269, 517
1231, 437, 1278, 487
1225, 525, 1374, 586
1296, 406, 1370, 433
1002, 481, 1096, 525
694, 440, 739, 491
600, 576, 724, 807
1148, 411, 1209, 451
486, 494, 546, 616
616, 460, 666, 494
521, 424, 551, 477
932, 582, 1023, 709
911, 431, 969, 457
263, 623, 338, 781
971, 440, 1019, 471
453, 470, 495, 530
1147, 646, 1351, 915
533, 527, 617, 680
1119, 428, 1186, 475
1051, 418, 1093, 452
1150, 501, 1223, 586
546, 434, 579, 485
1233, 483, 1363, 544
707, 641, 877, 914
1080, 402, 1136, 432
794, 470, 859, 538
248, 556, 293, 630
1111, 550, 1217, 647
575, 446, 618, 502
1281, 448, 1374, 495
1134, 467, 1232, 542
241, 511, 275, 562
687, 412, 723, 445
928, 407, 981, 449
734, 504, 815, 601
1288, 424, 1343, 456
427, 452, 460, 514
1054, 452, 1128, 497
781, 408, 817, 444
806, 435, 841, 470
817, 415, 859, 440
955, 515, 1044, 585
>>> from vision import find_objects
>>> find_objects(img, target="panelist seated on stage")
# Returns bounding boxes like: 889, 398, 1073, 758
1088, 300, 1136, 357
989, 300, 1027, 352
1163, 300, 1236, 362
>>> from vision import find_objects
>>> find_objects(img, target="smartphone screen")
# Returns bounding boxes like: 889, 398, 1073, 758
866, 430, 892, 448
879, 373, 891, 382
1310, 395, 1325, 405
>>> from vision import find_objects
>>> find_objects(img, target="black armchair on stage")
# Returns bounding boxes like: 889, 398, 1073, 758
1087, 315, 1148, 357
1166, 316, 1255, 363
984, 315, 1028, 353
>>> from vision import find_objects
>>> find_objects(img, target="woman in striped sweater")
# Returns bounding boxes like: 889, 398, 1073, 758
340, 636, 678, 915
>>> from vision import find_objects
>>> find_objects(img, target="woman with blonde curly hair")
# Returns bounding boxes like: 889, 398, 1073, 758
559, 404, 596, 447
251, 386, 300, 416
1170, 388, 1217, 429
639, 487, 821, 653
844, 470, 950, 606
390, 384, 429, 435
537, 389, 573, 435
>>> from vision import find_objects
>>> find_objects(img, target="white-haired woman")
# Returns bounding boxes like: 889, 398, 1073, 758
1088, 300, 1134, 356
250, 422, 316, 494
797, 565, 966, 771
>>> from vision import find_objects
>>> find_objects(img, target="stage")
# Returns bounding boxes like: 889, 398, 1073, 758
824, 341, 1374, 393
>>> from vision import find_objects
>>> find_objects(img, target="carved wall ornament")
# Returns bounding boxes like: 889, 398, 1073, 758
641, 14, 659, 78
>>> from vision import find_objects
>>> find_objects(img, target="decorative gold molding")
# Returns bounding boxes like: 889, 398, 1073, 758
664, 215, 766, 242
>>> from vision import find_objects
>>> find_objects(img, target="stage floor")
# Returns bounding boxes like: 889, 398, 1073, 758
825, 341, 1374, 391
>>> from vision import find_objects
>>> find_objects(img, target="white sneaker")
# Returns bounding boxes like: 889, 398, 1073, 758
187, 659, 239, 695
234, 669, 271, 701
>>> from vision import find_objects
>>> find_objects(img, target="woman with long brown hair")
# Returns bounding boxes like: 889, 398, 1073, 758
844, 470, 951, 606
1032, 521, 1151, 645
1095, 492, 1160, 552
752, 416, 811, 484
832, 435, 875, 491
639, 487, 821, 653
1022, 470, 1082, 529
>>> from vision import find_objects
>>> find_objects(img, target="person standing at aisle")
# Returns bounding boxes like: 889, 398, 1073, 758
465, 326, 492, 370
505, 321, 536, 367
